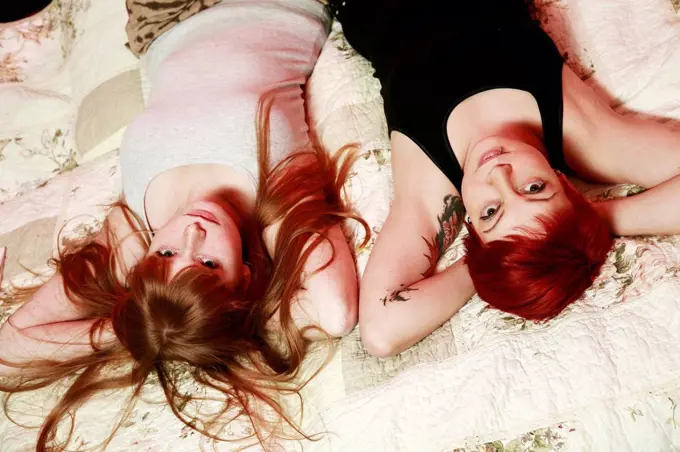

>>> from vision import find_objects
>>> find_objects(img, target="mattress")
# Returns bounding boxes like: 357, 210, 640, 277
1, 0, 680, 450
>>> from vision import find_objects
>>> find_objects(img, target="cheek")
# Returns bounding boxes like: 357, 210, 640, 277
207, 231, 243, 259
512, 153, 553, 173
460, 179, 489, 211
149, 228, 177, 247
152, 218, 187, 241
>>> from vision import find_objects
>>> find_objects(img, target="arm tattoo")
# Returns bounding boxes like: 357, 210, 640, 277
381, 285, 418, 306
421, 195, 465, 278
380, 195, 464, 306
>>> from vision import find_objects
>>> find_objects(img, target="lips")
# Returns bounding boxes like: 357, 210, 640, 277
186, 209, 219, 225
477, 147, 505, 169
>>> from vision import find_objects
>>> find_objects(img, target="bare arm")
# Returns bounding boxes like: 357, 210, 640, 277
562, 67, 680, 236
292, 225, 359, 338
595, 115, 680, 236
359, 131, 475, 357
0, 271, 96, 376
266, 222, 359, 339
0, 205, 141, 373
6, 206, 142, 328
367, 259, 474, 356
0, 273, 107, 376
600, 174, 680, 236
359, 200, 475, 357
0, 319, 114, 376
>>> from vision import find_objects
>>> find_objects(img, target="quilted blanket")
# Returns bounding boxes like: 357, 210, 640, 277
1, 0, 680, 450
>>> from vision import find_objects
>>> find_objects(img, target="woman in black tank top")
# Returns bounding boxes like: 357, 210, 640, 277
329, 0, 680, 357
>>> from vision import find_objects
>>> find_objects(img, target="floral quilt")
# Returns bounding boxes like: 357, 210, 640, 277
2, 0, 680, 451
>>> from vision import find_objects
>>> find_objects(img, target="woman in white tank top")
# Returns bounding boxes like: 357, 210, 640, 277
0, 0, 368, 448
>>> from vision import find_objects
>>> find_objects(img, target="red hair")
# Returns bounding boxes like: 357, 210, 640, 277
464, 178, 614, 320
0, 94, 369, 450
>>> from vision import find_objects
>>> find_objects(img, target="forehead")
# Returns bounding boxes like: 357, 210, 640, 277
481, 192, 571, 242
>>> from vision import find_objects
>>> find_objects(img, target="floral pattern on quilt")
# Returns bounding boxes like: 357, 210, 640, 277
328, 27, 359, 61
0, 0, 91, 84
0, 128, 78, 204
453, 424, 575, 452
0, 0, 91, 204
450, 386, 680, 451
0, 297, 12, 327
2, 0, 680, 450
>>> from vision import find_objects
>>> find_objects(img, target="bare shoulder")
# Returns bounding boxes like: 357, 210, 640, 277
561, 67, 615, 143
561, 66, 627, 183
389, 131, 461, 219
561, 65, 680, 187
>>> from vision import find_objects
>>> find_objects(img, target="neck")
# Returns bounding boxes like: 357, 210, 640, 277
143, 164, 258, 230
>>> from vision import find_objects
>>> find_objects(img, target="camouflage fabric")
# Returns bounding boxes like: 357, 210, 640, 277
125, 0, 221, 57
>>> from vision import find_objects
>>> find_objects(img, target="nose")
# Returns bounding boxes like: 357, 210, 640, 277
486, 164, 521, 199
183, 222, 206, 253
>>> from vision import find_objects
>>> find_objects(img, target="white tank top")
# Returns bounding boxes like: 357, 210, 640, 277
119, 0, 330, 217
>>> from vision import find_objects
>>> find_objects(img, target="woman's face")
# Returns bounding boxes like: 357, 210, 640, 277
147, 200, 246, 288
461, 137, 571, 243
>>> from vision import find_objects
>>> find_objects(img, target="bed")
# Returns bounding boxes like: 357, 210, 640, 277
2, 0, 680, 450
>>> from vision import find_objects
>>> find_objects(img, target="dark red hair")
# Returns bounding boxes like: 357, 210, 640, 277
464, 178, 614, 320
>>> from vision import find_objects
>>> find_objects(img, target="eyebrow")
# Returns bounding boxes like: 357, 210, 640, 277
482, 192, 558, 234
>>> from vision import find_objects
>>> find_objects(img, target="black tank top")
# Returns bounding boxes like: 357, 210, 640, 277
329, 0, 568, 194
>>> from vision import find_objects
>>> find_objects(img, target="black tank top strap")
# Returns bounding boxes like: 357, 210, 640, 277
537, 53, 568, 174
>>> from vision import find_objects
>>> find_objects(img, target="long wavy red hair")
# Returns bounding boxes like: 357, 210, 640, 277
464, 177, 614, 320
0, 95, 369, 450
